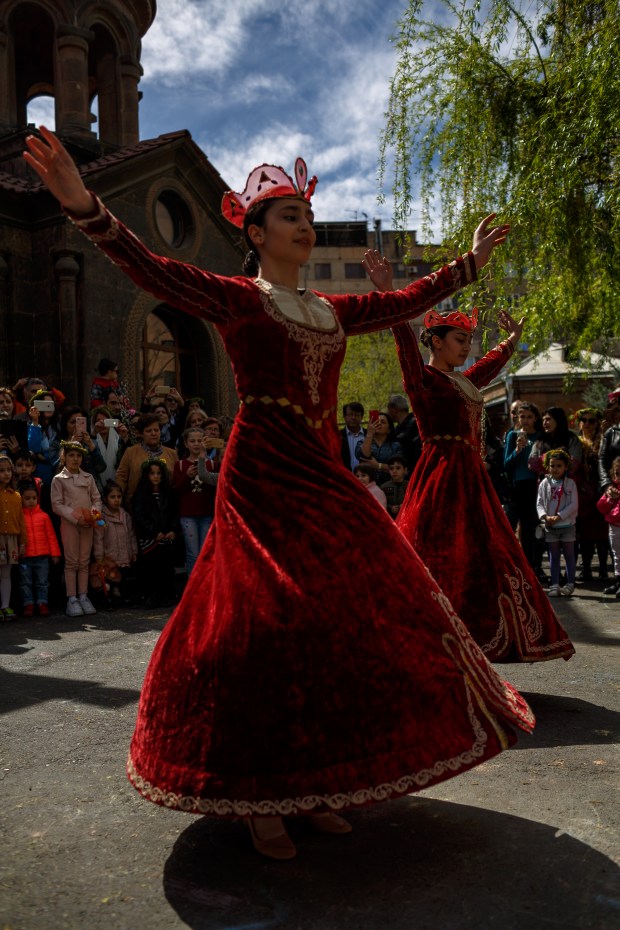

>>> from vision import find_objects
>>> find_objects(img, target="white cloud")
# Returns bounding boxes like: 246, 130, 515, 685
138, 0, 434, 228
141, 0, 270, 81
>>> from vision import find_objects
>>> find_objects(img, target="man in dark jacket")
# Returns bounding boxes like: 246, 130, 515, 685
340, 402, 365, 471
387, 394, 421, 475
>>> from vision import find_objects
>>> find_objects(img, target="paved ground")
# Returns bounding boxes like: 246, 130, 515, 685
0, 580, 618, 930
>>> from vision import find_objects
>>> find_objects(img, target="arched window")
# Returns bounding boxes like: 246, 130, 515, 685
11, 3, 55, 129
89, 24, 119, 145
26, 94, 55, 129
141, 306, 199, 397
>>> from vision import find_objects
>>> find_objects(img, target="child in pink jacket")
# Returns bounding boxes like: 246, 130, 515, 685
93, 480, 138, 606
597, 456, 620, 598
51, 441, 102, 617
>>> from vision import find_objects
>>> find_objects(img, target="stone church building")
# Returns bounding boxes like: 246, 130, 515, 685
0, 0, 242, 414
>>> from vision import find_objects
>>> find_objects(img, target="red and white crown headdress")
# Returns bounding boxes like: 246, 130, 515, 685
423, 306, 479, 333
221, 158, 318, 228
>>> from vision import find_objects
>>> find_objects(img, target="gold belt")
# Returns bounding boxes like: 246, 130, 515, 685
242, 395, 335, 430
423, 434, 474, 448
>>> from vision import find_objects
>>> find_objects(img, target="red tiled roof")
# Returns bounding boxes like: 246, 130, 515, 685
0, 130, 211, 195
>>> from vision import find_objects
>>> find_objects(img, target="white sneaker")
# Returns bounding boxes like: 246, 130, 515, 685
66, 596, 84, 617
548, 584, 560, 598
560, 583, 575, 596
78, 594, 97, 615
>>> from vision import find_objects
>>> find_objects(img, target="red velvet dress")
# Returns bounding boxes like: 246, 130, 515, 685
70, 199, 534, 817
393, 323, 575, 664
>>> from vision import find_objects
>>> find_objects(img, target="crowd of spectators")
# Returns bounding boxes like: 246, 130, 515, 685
0, 358, 228, 618
343, 389, 620, 600
1, 362, 619, 619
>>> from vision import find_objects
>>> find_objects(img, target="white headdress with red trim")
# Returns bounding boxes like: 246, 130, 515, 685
423, 306, 479, 333
221, 158, 317, 228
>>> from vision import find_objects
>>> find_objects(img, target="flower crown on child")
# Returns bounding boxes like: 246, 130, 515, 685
543, 448, 571, 471
31, 388, 53, 404
141, 458, 167, 472
60, 439, 88, 456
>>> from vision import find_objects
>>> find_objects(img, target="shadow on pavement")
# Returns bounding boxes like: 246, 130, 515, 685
0, 666, 139, 714
163, 796, 619, 930
0, 610, 169, 655
551, 595, 619, 649
513, 692, 620, 750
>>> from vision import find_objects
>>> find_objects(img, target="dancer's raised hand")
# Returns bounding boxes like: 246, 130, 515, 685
471, 213, 510, 270
497, 308, 525, 345
23, 126, 94, 215
362, 249, 393, 292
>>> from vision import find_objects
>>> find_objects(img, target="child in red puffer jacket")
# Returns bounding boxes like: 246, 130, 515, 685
18, 479, 61, 616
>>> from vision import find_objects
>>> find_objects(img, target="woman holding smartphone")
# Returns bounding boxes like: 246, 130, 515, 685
60, 406, 107, 483
90, 407, 131, 492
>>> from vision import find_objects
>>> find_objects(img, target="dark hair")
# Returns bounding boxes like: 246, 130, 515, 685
18, 478, 37, 496
343, 402, 364, 417
138, 459, 171, 493
354, 463, 376, 478
137, 413, 160, 433
97, 358, 118, 376
420, 325, 455, 349
102, 479, 123, 503
518, 402, 543, 432
377, 411, 398, 444
13, 448, 35, 464
241, 199, 275, 277
542, 407, 571, 446
60, 405, 88, 440
203, 417, 221, 435
388, 454, 407, 467
543, 448, 571, 471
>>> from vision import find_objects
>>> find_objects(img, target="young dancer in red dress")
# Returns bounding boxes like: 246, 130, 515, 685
364, 251, 574, 664
25, 127, 534, 860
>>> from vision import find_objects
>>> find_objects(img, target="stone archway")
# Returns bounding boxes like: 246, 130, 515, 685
121, 291, 236, 416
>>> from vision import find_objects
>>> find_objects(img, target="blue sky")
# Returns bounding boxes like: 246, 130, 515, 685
26, 0, 430, 227
136, 0, 412, 226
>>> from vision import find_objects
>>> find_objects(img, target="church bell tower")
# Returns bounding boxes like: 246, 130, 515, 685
0, 0, 156, 156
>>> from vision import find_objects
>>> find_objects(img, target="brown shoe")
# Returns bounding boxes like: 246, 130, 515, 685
244, 817, 297, 860
307, 812, 353, 834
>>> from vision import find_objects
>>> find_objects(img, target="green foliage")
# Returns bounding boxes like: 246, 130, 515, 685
379, 0, 620, 356
337, 329, 407, 420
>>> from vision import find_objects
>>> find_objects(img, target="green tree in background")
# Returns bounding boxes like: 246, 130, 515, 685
379, 0, 620, 358
337, 329, 407, 422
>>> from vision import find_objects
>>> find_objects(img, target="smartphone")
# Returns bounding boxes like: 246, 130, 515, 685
368, 409, 380, 421
154, 385, 169, 395
204, 437, 225, 449
33, 399, 55, 413
75, 415, 87, 433
103, 418, 120, 428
